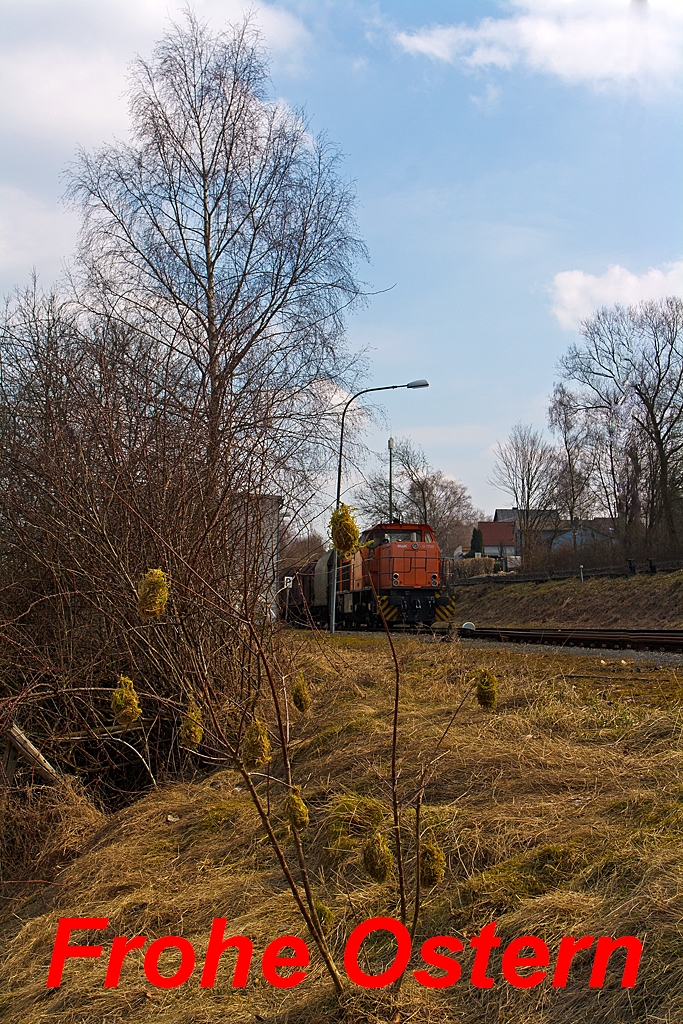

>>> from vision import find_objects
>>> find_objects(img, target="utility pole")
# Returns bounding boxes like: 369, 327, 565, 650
388, 437, 394, 522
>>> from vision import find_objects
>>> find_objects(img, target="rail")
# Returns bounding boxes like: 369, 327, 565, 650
456, 625, 683, 652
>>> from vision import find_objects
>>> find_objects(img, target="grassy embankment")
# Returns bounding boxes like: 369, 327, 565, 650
3, 633, 683, 1023
452, 569, 683, 630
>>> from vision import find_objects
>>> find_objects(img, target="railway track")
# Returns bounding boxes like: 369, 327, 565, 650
456, 626, 683, 652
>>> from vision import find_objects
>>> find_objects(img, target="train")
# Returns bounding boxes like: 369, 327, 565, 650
282, 522, 458, 630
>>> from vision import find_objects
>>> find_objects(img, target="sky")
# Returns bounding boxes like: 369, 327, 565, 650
1, 0, 682, 515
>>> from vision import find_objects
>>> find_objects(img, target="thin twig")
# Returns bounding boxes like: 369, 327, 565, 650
368, 576, 407, 927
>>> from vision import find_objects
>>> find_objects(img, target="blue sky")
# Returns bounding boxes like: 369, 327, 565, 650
1, 0, 681, 513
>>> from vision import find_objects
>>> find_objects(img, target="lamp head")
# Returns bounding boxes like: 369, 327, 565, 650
406, 379, 429, 389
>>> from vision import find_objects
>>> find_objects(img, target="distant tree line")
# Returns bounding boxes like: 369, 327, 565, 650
492, 297, 683, 567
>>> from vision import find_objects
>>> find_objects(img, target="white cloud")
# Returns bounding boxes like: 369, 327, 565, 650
0, 46, 130, 143
396, 0, 683, 94
0, 2, 309, 291
0, 1, 309, 143
469, 83, 501, 113
0, 0, 307, 53
0, 187, 79, 285
551, 259, 683, 329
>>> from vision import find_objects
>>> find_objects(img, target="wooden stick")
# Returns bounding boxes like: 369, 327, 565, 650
5, 724, 60, 784
51, 723, 144, 742
1, 741, 19, 785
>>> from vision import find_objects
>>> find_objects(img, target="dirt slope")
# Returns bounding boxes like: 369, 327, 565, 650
452, 570, 683, 630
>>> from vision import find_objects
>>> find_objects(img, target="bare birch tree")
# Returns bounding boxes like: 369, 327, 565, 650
490, 422, 557, 565
65, 12, 366, 491
547, 384, 596, 550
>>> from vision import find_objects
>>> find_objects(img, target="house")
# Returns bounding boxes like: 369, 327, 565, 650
491, 508, 563, 557
479, 520, 515, 559
548, 517, 617, 552
492, 509, 618, 557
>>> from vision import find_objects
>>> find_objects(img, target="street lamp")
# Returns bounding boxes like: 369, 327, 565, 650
329, 379, 429, 633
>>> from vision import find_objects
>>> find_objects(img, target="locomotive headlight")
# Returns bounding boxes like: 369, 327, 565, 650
431, 573, 438, 586
392, 572, 399, 586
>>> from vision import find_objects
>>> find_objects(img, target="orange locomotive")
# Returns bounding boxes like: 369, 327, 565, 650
285, 522, 457, 629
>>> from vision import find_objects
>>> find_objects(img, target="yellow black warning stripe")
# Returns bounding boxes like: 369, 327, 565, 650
377, 594, 398, 621
435, 597, 457, 621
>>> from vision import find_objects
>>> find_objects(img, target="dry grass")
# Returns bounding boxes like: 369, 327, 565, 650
453, 569, 683, 629
0, 779, 103, 881
3, 634, 683, 1022
450, 557, 495, 579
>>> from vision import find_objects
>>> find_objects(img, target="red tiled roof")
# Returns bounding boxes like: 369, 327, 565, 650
479, 521, 514, 545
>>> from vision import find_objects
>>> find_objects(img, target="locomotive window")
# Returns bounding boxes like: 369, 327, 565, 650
382, 530, 422, 543
424, 533, 432, 542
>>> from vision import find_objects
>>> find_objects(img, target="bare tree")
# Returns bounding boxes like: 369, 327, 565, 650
280, 528, 327, 567
355, 439, 480, 554
0, 16, 373, 991
560, 298, 683, 549
578, 399, 646, 557
490, 423, 557, 566
547, 384, 595, 550
65, 12, 367, 491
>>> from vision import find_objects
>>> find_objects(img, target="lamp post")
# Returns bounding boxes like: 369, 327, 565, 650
329, 379, 429, 633
388, 436, 395, 523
